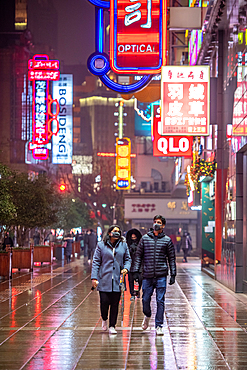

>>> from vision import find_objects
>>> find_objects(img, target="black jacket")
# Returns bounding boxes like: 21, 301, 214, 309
126, 228, 142, 273
133, 231, 176, 278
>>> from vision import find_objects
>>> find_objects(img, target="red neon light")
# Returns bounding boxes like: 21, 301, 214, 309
28, 55, 60, 81
152, 106, 193, 157
110, 0, 166, 75
59, 184, 66, 192
97, 152, 136, 157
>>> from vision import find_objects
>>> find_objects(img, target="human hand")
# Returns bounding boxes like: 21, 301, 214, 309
169, 275, 175, 285
133, 272, 139, 281
91, 279, 99, 290
121, 268, 128, 276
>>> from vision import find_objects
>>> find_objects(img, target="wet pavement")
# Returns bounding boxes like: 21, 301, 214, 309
1, 257, 247, 369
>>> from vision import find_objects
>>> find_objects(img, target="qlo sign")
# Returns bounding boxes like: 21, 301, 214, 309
110, 0, 166, 74
116, 138, 131, 190
161, 66, 210, 136
152, 104, 193, 157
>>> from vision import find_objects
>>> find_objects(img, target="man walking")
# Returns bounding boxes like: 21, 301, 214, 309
133, 215, 176, 335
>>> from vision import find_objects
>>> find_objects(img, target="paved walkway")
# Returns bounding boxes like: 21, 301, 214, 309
0, 257, 247, 369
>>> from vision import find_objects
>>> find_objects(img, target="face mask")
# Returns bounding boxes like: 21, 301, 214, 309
153, 223, 162, 231
111, 231, 120, 238
131, 238, 137, 243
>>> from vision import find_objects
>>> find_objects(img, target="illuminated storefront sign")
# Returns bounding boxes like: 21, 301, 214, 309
116, 137, 131, 190
161, 66, 210, 136
232, 66, 247, 136
28, 55, 60, 160
110, 0, 166, 74
52, 74, 73, 164
152, 103, 193, 157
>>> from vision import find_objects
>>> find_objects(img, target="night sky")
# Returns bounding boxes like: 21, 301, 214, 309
52, 0, 95, 65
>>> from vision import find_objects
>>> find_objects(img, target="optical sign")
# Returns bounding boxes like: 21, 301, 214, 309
116, 138, 131, 190
161, 66, 210, 136
110, 0, 166, 74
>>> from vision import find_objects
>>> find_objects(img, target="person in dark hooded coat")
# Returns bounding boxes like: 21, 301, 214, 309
126, 228, 142, 300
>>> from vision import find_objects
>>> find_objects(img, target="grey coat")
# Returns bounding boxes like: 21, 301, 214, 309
91, 238, 131, 292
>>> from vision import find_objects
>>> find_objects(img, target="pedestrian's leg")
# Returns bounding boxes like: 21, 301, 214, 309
184, 248, 188, 262
142, 278, 154, 318
99, 292, 110, 321
84, 244, 88, 259
128, 272, 134, 297
155, 277, 167, 328
137, 273, 143, 298
109, 292, 121, 328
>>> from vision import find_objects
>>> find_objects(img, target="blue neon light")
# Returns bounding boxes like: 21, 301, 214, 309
100, 74, 152, 93
88, 0, 109, 9
87, 0, 153, 94
95, 7, 104, 53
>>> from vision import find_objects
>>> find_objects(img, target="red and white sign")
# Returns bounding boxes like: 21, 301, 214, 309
28, 54, 60, 81
110, 0, 166, 74
152, 104, 193, 157
161, 66, 210, 136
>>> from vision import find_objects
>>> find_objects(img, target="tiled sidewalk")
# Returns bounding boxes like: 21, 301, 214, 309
0, 257, 247, 369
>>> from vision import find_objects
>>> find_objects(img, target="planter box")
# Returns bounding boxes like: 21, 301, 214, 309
0, 252, 11, 278
12, 248, 33, 271
33, 245, 53, 264
54, 244, 64, 260
72, 242, 81, 259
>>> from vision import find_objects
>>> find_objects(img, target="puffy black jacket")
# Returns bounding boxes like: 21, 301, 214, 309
133, 231, 176, 278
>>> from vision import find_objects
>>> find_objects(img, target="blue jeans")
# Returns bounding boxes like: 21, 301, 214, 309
142, 276, 167, 328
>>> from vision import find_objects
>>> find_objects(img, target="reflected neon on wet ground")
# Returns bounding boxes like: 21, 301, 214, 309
0, 258, 247, 369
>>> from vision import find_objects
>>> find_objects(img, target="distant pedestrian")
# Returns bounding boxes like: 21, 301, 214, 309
176, 234, 181, 253
85, 229, 97, 264
64, 231, 73, 263
181, 231, 189, 262
33, 230, 40, 246
133, 215, 176, 335
126, 228, 142, 301
91, 225, 131, 334
2, 232, 14, 250
187, 232, 192, 254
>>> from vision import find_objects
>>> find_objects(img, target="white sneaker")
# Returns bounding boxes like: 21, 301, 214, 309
109, 326, 117, 334
142, 316, 150, 330
102, 320, 108, 331
156, 326, 163, 335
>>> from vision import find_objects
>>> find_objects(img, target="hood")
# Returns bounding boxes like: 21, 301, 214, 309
126, 228, 142, 246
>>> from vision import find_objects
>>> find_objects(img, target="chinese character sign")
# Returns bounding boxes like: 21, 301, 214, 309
116, 138, 131, 190
28, 55, 60, 160
161, 66, 210, 136
110, 0, 166, 74
152, 103, 193, 157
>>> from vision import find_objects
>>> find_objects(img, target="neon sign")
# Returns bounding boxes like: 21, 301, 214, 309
161, 66, 210, 136
28, 55, 60, 160
152, 104, 193, 157
110, 0, 166, 75
87, 0, 166, 93
116, 138, 131, 190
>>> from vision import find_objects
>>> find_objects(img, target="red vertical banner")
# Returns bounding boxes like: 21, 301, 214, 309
110, 0, 166, 74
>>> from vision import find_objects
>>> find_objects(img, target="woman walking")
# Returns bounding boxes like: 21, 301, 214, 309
91, 225, 131, 334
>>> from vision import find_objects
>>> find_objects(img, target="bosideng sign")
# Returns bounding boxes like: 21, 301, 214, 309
52, 75, 73, 164
152, 104, 193, 157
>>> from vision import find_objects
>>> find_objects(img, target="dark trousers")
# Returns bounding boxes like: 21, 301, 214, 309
128, 272, 142, 296
99, 291, 121, 328
183, 248, 188, 262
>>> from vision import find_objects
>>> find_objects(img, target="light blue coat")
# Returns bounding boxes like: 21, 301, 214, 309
91, 239, 131, 292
